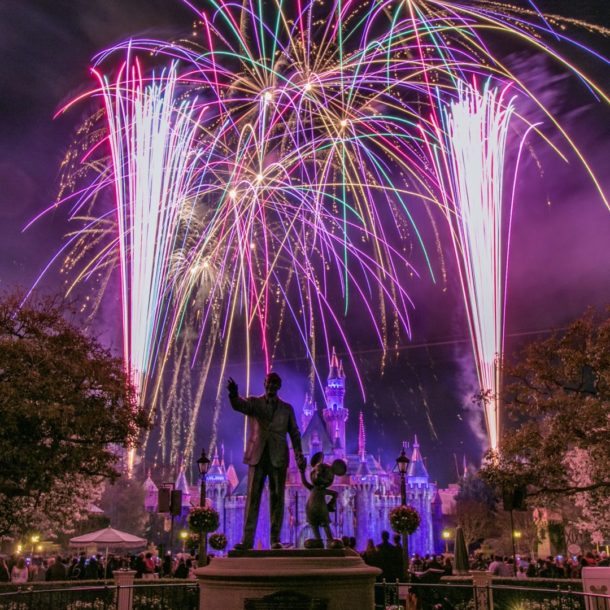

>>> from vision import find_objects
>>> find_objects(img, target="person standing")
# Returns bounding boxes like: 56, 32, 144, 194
11, 558, 29, 584
0, 558, 9, 582
376, 531, 402, 582
46, 556, 67, 581
227, 373, 306, 549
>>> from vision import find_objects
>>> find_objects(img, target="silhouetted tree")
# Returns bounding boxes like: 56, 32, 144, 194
0, 292, 149, 537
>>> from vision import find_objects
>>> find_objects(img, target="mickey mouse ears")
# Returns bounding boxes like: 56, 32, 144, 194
310, 451, 325, 467
331, 459, 347, 476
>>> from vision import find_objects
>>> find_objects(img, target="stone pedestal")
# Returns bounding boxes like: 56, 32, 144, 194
113, 570, 136, 610
195, 549, 381, 610
471, 571, 492, 610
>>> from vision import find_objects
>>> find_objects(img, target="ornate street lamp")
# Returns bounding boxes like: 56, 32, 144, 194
513, 530, 522, 556
179, 530, 188, 554
196, 448, 211, 565
30, 534, 40, 558
442, 529, 451, 554
395, 446, 410, 576
197, 448, 211, 507
395, 447, 409, 505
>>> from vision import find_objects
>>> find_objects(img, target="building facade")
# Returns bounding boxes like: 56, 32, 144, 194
144, 350, 445, 555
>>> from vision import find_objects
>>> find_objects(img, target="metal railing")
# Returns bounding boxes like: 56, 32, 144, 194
0, 583, 117, 610
0, 580, 199, 610
130, 581, 199, 610
375, 580, 610, 610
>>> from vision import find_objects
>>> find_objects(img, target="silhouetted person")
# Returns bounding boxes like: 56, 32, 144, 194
377, 531, 402, 582
45, 556, 67, 581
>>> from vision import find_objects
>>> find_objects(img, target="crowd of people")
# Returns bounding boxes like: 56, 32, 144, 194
354, 532, 610, 584
477, 550, 610, 579
359, 531, 455, 583
1, 545, 608, 585
0, 551, 201, 583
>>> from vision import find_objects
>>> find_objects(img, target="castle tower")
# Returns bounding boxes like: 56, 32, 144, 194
332, 424, 343, 460
301, 393, 315, 432
174, 464, 192, 509
323, 347, 348, 457
406, 436, 435, 556
206, 447, 230, 532
431, 487, 445, 555
143, 470, 158, 512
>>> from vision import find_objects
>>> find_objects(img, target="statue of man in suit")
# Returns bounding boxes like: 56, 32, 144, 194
227, 372, 306, 550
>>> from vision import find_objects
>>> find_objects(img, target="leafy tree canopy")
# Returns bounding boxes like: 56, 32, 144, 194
99, 476, 148, 537
456, 471, 497, 510
0, 292, 149, 537
480, 308, 610, 506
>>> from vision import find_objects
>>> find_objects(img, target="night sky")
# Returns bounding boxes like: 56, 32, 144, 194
1, 0, 609, 486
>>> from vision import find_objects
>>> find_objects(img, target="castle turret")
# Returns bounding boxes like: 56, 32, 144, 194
332, 424, 343, 460
323, 348, 348, 457
407, 435, 429, 485
143, 470, 158, 512
352, 412, 376, 549
206, 447, 229, 530
174, 464, 192, 509
406, 436, 435, 556
301, 393, 315, 432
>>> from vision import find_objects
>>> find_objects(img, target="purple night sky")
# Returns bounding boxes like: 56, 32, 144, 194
1, 0, 609, 485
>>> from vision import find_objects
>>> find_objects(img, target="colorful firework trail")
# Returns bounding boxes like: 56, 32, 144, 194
94, 61, 203, 398
424, 81, 517, 451
47, 0, 609, 463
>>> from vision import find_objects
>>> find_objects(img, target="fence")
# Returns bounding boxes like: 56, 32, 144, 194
375, 575, 610, 610
0, 583, 116, 610
2, 574, 609, 610
131, 581, 199, 610
0, 579, 198, 610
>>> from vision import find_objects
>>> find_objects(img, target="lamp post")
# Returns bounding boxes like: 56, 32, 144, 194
196, 448, 211, 565
442, 529, 451, 555
179, 530, 188, 554
395, 446, 410, 576
513, 530, 522, 556
197, 448, 211, 507
30, 534, 40, 558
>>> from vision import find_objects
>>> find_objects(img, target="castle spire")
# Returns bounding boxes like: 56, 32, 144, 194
323, 347, 348, 458
358, 411, 366, 461
301, 392, 315, 431
408, 435, 429, 479
462, 454, 468, 478
329, 346, 339, 379
173, 463, 192, 507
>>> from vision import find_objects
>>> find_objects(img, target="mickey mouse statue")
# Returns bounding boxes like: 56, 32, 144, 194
299, 451, 347, 549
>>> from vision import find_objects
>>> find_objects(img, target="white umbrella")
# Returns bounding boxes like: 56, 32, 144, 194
70, 526, 147, 578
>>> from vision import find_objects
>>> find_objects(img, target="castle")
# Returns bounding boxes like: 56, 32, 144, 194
144, 349, 446, 554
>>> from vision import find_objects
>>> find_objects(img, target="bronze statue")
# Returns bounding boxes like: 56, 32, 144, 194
227, 372, 306, 550
300, 451, 347, 549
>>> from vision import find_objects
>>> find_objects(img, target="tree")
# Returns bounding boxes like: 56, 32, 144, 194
99, 476, 148, 536
455, 499, 498, 548
0, 474, 104, 541
454, 472, 497, 547
0, 292, 149, 538
480, 309, 610, 539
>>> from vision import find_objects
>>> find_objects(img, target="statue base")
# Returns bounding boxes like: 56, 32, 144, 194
195, 548, 381, 610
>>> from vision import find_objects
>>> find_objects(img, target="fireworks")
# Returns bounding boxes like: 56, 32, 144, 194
43, 0, 609, 462
424, 81, 517, 451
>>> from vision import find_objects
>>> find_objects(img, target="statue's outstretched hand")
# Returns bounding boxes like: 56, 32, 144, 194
227, 377, 238, 398
296, 452, 307, 472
